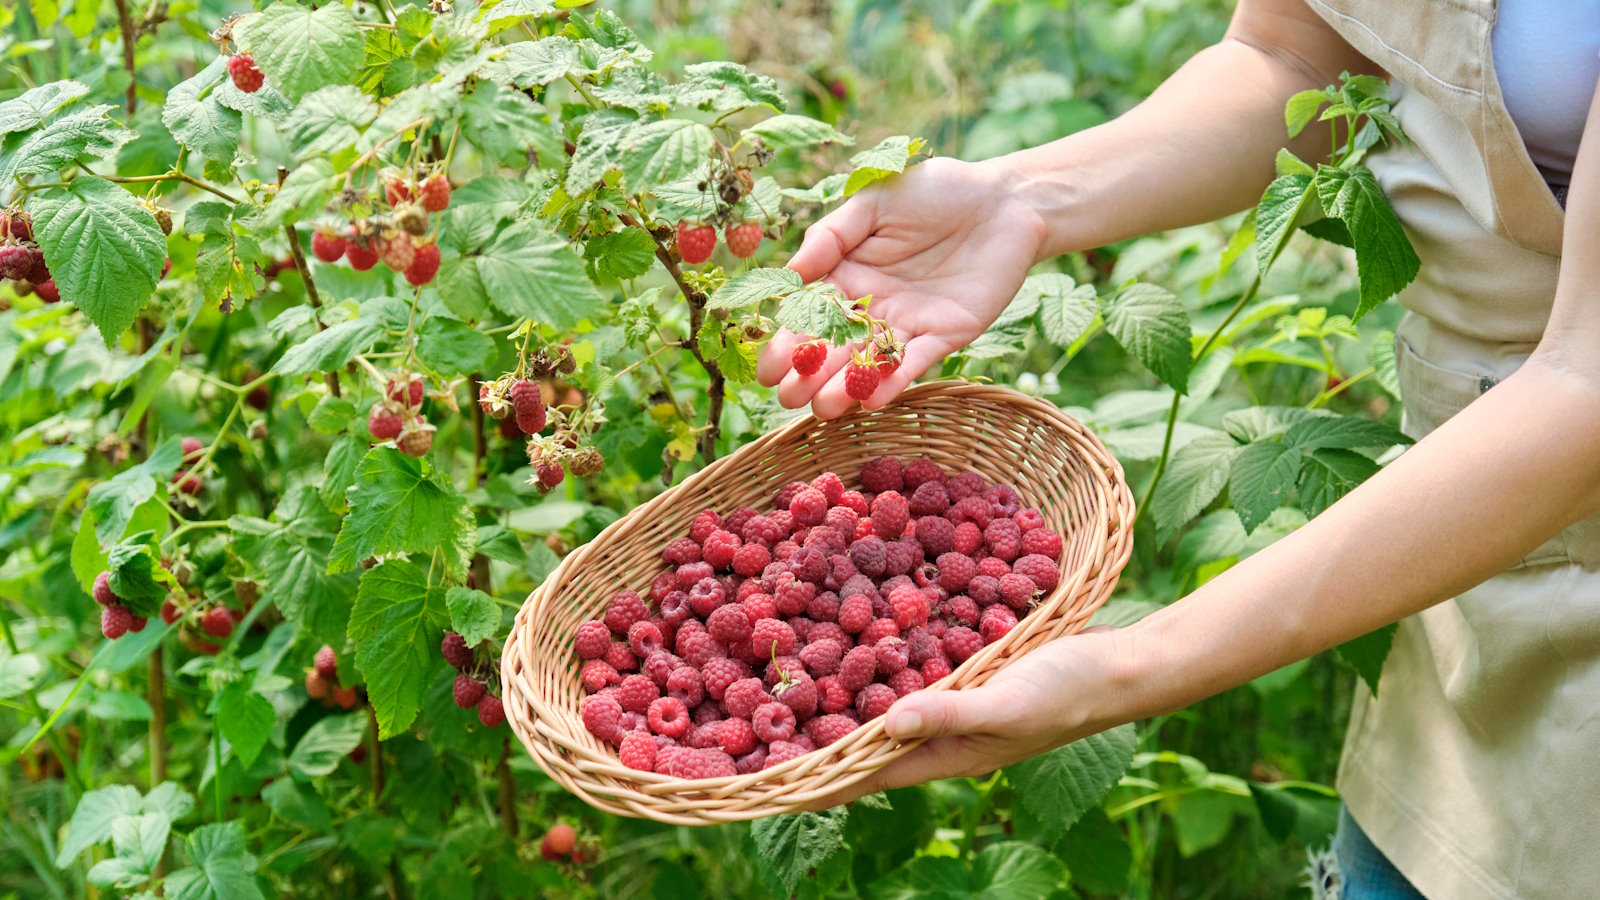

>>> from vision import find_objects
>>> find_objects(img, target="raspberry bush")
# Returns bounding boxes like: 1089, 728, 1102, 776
2, 0, 1422, 896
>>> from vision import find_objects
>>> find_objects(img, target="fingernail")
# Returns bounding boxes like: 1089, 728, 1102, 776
891, 711, 921, 737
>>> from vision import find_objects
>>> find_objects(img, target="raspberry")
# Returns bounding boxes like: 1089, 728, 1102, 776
751, 701, 797, 742
314, 645, 338, 679
979, 605, 1018, 643
344, 234, 380, 270
687, 511, 722, 544
676, 220, 716, 264
617, 674, 659, 714
788, 547, 828, 584
396, 419, 434, 457
725, 221, 763, 258
677, 627, 723, 667
889, 585, 930, 630
789, 487, 827, 527
368, 403, 402, 440
619, 730, 657, 771
870, 492, 909, 540
773, 672, 818, 720
628, 620, 664, 657
574, 621, 611, 659
783, 337, 828, 376
798, 638, 843, 678
604, 591, 648, 633
948, 594, 980, 625
404, 241, 441, 286
710, 717, 753, 756
306, 670, 330, 699
902, 459, 945, 489
764, 740, 807, 769
999, 573, 1037, 609
647, 696, 690, 738
814, 675, 851, 714
417, 174, 451, 212
987, 484, 1022, 516
581, 694, 623, 741
161, 601, 180, 624
951, 523, 983, 557
508, 379, 546, 435
701, 657, 745, 700
666, 666, 705, 707
453, 673, 486, 708
951, 495, 993, 528
201, 606, 234, 638
311, 230, 347, 263
0, 245, 30, 280
642, 650, 678, 686
1014, 507, 1046, 531
706, 604, 753, 644
608, 637, 642, 672
805, 713, 858, 747
743, 593, 779, 622
843, 361, 881, 401
921, 655, 953, 683
838, 644, 877, 691
227, 53, 264, 92
824, 508, 859, 540
736, 745, 770, 774
975, 556, 1011, 580
838, 537, 884, 579
332, 686, 359, 710
948, 470, 988, 501
731, 543, 771, 577
663, 537, 702, 567
944, 626, 983, 663
860, 617, 901, 645
773, 479, 805, 510
688, 578, 727, 619
101, 604, 132, 639
904, 627, 939, 667
680, 747, 738, 779
854, 683, 895, 720
883, 667, 921, 697
92, 571, 120, 606
580, 659, 621, 692
1013, 554, 1060, 592
750, 618, 796, 658
838, 491, 870, 517
1, 210, 31, 241
701, 529, 741, 570
914, 516, 956, 557
721, 677, 765, 719
476, 694, 505, 727
1021, 527, 1063, 559
909, 481, 950, 517
535, 462, 565, 489
936, 552, 976, 593
985, 518, 1023, 562
740, 514, 785, 548
34, 279, 59, 303
384, 174, 411, 206
765, 656, 807, 688
724, 506, 759, 535
882, 540, 915, 577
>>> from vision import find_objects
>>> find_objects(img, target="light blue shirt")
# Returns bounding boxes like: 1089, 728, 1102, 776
1491, 0, 1600, 190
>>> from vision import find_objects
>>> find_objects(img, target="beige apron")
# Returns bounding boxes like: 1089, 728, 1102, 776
1304, 2, 1600, 897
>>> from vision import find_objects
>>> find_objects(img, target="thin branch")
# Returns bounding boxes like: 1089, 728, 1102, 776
112, 0, 138, 115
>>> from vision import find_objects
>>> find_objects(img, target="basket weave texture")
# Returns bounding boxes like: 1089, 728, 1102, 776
501, 381, 1134, 824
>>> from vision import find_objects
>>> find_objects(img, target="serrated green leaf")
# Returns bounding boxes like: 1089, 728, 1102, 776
564, 108, 637, 194
751, 808, 848, 897
1102, 282, 1191, 392
741, 114, 851, 151
281, 85, 377, 161
1314, 165, 1420, 320
306, 395, 357, 435
1371, 330, 1401, 398
217, 683, 274, 768
0, 79, 89, 135
1285, 88, 1328, 138
676, 61, 784, 112
55, 785, 142, 866
1004, 724, 1136, 844
1283, 415, 1408, 451
502, 36, 590, 87
0, 103, 133, 184
1336, 622, 1397, 696
1152, 432, 1242, 543
966, 282, 1040, 359
1027, 273, 1099, 348
163, 57, 241, 163
614, 118, 713, 193
444, 586, 499, 646
844, 135, 917, 197
1173, 508, 1247, 579
717, 337, 760, 384
1222, 405, 1325, 443
1254, 173, 1317, 274
584, 227, 657, 281
164, 822, 263, 900
477, 0, 556, 25
782, 172, 849, 205
287, 713, 367, 780
474, 221, 603, 329
321, 435, 365, 516
213, 78, 293, 122
236, 1, 364, 103
271, 315, 383, 377
250, 158, 336, 230
416, 317, 495, 376
459, 81, 552, 167
1297, 448, 1380, 519
706, 267, 801, 310
349, 560, 451, 738
328, 448, 474, 581
773, 281, 851, 343
1229, 440, 1303, 534
105, 534, 171, 616
28, 177, 163, 342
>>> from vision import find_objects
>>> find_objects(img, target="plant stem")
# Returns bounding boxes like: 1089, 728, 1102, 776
112, 0, 138, 115
283, 220, 340, 396
497, 741, 517, 837
91, 168, 241, 204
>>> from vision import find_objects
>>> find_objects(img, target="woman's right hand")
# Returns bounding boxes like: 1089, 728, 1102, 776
756, 157, 1049, 417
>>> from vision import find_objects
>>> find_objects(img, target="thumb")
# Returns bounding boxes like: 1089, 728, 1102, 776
885, 686, 1000, 740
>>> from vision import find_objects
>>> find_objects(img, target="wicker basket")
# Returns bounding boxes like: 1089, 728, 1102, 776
500, 381, 1134, 824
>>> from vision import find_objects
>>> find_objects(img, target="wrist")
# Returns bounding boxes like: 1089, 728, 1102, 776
989, 146, 1090, 264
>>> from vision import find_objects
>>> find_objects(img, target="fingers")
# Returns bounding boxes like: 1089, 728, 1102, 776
756, 330, 803, 387
862, 334, 953, 410
777, 341, 853, 410
884, 684, 1003, 741
802, 739, 985, 810
785, 193, 879, 284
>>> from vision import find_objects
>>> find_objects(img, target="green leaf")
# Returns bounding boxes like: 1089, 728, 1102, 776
230, 488, 354, 649
1254, 173, 1317, 274
55, 785, 142, 866
1371, 330, 1401, 398
1222, 405, 1324, 443
1298, 449, 1380, 519
783, 172, 849, 205
0, 653, 43, 700
1028, 273, 1099, 348
1314, 165, 1420, 320
1283, 414, 1409, 451
0, 103, 133, 184
328, 448, 474, 581
615, 118, 713, 193
1151, 432, 1241, 543
1337, 622, 1397, 696
474, 221, 603, 330
280, 85, 377, 160
477, 0, 556, 26
0, 80, 89, 135
445, 587, 500, 648
1056, 807, 1132, 895
741, 114, 852, 151
750, 808, 848, 897
217, 683, 275, 768
872, 842, 1067, 899
773, 282, 854, 344
236, 1, 365, 103
163, 821, 264, 900
249, 158, 336, 230
502, 37, 588, 87
584, 227, 657, 281
29, 177, 164, 342
271, 315, 384, 377
459, 81, 552, 167
1003, 723, 1136, 844
306, 395, 357, 435
262, 779, 331, 830
106, 534, 172, 616
966, 282, 1040, 359
349, 559, 452, 738
1250, 781, 1340, 846
287, 712, 367, 780
416, 317, 494, 376
1284, 88, 1329, 138
1102, 282, 1191, 393
677, 61, 785, 112
162, 57, 241, 163
321, 434, 365, 515
1228, 440, 1303, 534
844, 135, 919, 197
707, 267, 801, 311
213, 79, 294, 123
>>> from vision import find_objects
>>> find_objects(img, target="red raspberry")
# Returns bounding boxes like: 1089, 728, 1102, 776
663, 537, 702, 568
710, 717, 752, 756
642, 650, 678, 686
815, 675, 852, 714
330, 685, 359, 709
871, 637, 908, 675
837, 645, 877, 692
34, 278, 59, 303
508, 379, 546, 435
773, 672, 818, 720
731, 543, 771, 577
580, 693, 623, 740
201, 606, 234, 638
773, 578, 814, 617
751, 702, 797, 742
843, 361, 881, 401
311, 230, 347, 262
842, 537, 884, 578
902, 459, 945, 489
647, 696, 690, 738
976, 556, 1011, 580
824, 508, 859, 540
677, 627, 723, 667
226, 53, 264, 92
985, 518, 1023, 562
914, 516, 955, 557
707, 604, 753, 644
681, 748, 738, 779
604, 591, 647, 633
987, 484, 1022, 516
948, 470, 988, 501
888, 668, 925, 697
384, 174, 411, 206
580, 659, 620, 692
344, 233, 380, 270
944, 626, 983, 663
724, 507, 760, 535
404, 241, 440, 286
477, 695, 506, 727
666, 666, 705, 707
723, 676, 767, 719
851, 683, 893, 721
441, 631, 473, 668
740, 514, 785, 548
689, 509, 722, 543
903, 627, 939, 667
92, 571, 120, 606
617, 674, 659, 714
764, 740, 808, 769
628, 620, 664, 657
535, 462, 564, 489
952, 522, 984, 557
921, 655, 953, 683
101, 604, 132, 639
701, 657, 746, 700
416, 174, 451, 212
908, 481, 950, 517
870, 492, 909, 540
676, 220, 716, 264
1, 210, 31, 241
574, 621, 611, 659
701, 529, 741, 570
743, 593, 779, 622
836, 594, 872, 633
306, 670, 330, 699
453, 673, 486, 708
725, 221, 763, 258
688, 578, 727, 619
880, 541, 913, 577
888, 585, 930, 630
368, 403, 402, 440
1014, 507, 1046, 531
619, 730, 657, 771
314, 645, 338, 679
765, 656, 807, 688
785, 339, 829, 377
948, 594, 980, 625
750, 618, 796, 658
805, 713, 858, 748
859, 617, 900, 645
380, 233, 415, 272
838, 490, 870, 516
1021, 527, 1063, 559
1013, 554, 1060, 592
936, 552, 976, 593
798, 639, 843, 678
788, 487, 827, 527
979, 605, 1018, 644
999, 573, 1037, 609
787, 547, 828, 585
950, 495, 993, 528
160, 601, 180, 625
802, 471, 841, 505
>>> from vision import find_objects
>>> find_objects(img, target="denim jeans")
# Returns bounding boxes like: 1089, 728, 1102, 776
1332, 805, 1426, 899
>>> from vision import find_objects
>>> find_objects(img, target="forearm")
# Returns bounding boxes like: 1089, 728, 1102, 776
1115, 361, 1600, 718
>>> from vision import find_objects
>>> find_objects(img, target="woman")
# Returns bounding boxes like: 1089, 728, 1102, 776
756, 1, 1600, 896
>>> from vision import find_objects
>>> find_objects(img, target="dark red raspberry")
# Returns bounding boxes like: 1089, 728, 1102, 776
417, 174, 451, 212
604, 591, 648, 633
873, 636, 909, 675
908, 481, 950, 517
843, 361, 881, 401
1013, 554, 1060, 592
887, 667, 925, 697
985, 518, 1023, 562
921, 655, 953, 683
948, 594, 980, 625
882, 540, 915, 576
842, 536, 885, 578
979, 605, 1018, 643
344, 233, 380, 270
628, 620, 664, 657
824, 507, 859, 540
404, 241, 441, 286
442, 631, 473, 669
575, 621, 611, 659
787, 547, 829, 584
797, 638, 843, 678
722, 676, 766, 719
508, 379, 546, 435
888, 585, 930, 630
227, 53, 264, 92
311, 230, 347, 262
676, 220, 716, 264
975, 556, 1012, 580
92, 571, 120, 606
580, 693, 623, 741
789, 487, 827, 526
731, 543, 771, 577
752, 702, 797, 742
642, 650, 679, 686
368, 403, 403, 440
774, 480, 807, 510
815, 675, 852, 714
936, 552, 976, 593
701, 529, 741, 570
1014, 508, 1046, 531
950, 495, 993, 528
647, 696, 690, 738
580, 659, 621, 692
902, 459, 946, 489
453, 673, 486, 708
617, 674, 659, 714
838, 645, 877, 691
805, 714, 858, 747
835, 593, 871, 633
688, 578, 727, 619
855, 683, 896, 720
952, 521, 984, 556
736, 745, 770, 774
948, 470, 988, 501
201, 606, 235, 638
677, 561, 714, 590
101, 604, 133, 639
914, 516, 956, 557
314, 645, 338, 679
838, 490, 871, 516
987, 484, 1022, 516
619, 730, 657, 771
677, 627, 723, 667
773, 672, 818, 720
724, 506, 759, 535
859, 617, 900, 645
743, 593, 778, 622
701, 657, 746, 700
161, 601, 180, 624
706, 604, 753, 644
535, 462, 565, 489
870, 492, 910, 540
1021, 527, 1063, 559
741, 514, 785, 548
944, 626, 983, 663
689, 509, 723, 542
791, 341, 826, 376
653, 571, 680, 604
477, 695, 506, 727
765, 740, 807, 769
999, 573, 1037, 609
750, 618, 796, 658
666, 666, 705, 707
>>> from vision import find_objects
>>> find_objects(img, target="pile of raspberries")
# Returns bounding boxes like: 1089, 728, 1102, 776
573, 455, 1064, 780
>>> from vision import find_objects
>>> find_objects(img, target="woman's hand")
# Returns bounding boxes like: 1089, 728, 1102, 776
806, 625, 1143, 810
756, 157, 1049, 418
